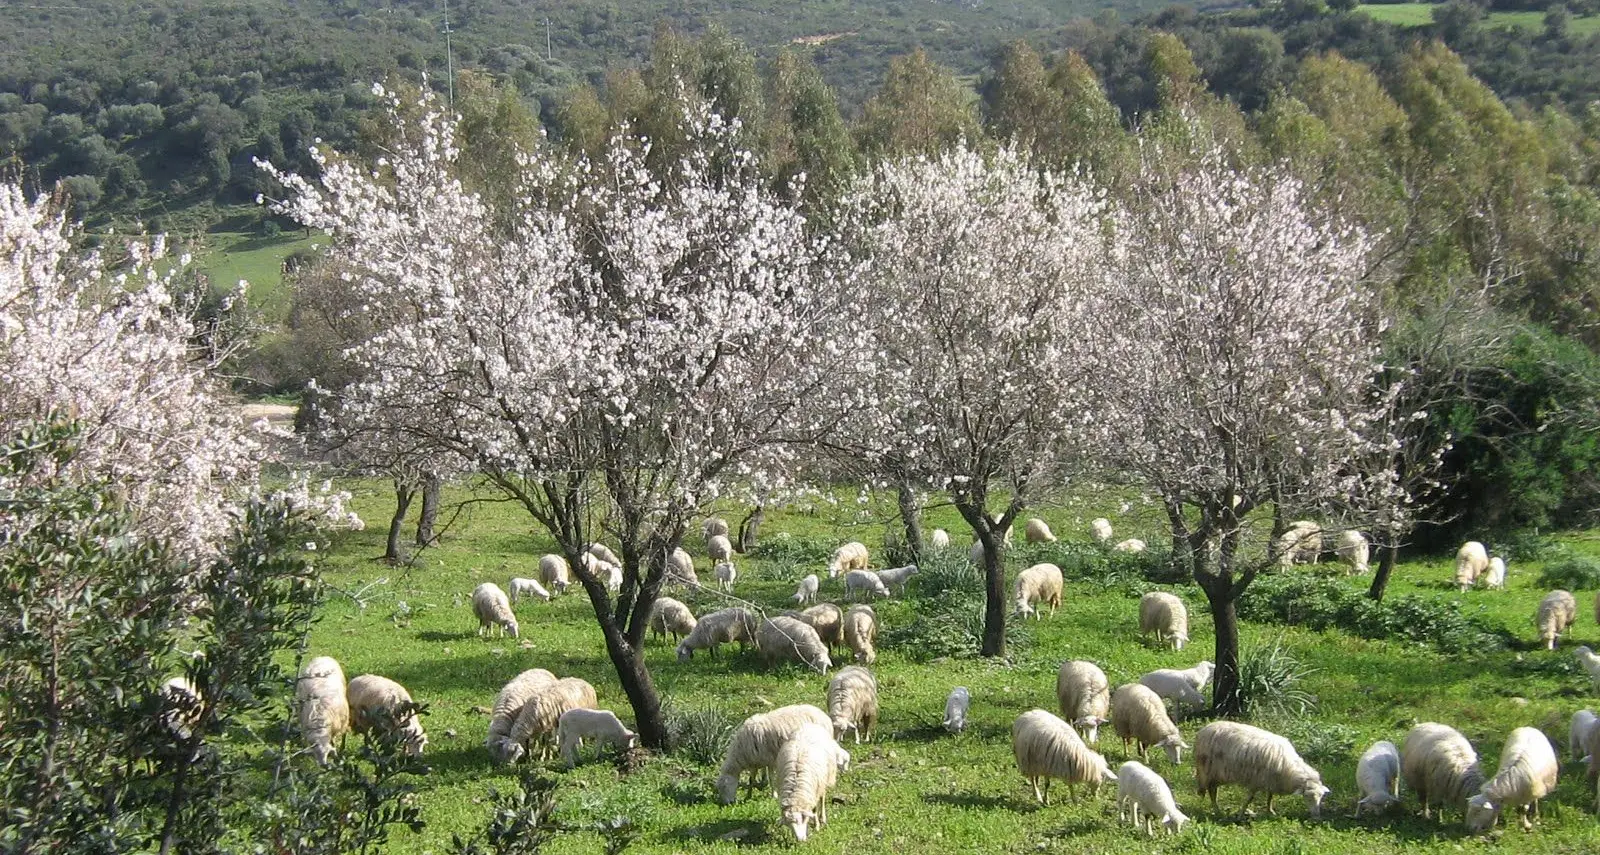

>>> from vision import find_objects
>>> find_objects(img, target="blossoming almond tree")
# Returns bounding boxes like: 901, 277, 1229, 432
838, 145, 1108, 656
265, 87, 860, 747
1083, 146, 1405, 714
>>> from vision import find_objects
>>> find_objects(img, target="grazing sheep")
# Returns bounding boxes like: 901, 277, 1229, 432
557, 708, 638, 769
1455, 541, 1489, 591
1113, 538, 1147, 554
580, 552, 623, 594
1577, 647, 1600, 694
1139, 662, 1214, 710
1466, 726, 1559, 832
1276, 521, 1322, 567
675, 607, 757, 661
538, 553, 570, 594
1025, 517, 1057, 543
1091, 518, 1114, 544
1353, 740, 1402, 816
1116, 760, 1189, 835
1569, 709, 1597, 762
346, 674, 428, 757
508, 677, 598, 762
757, 615, 832, 674
296, 656, 349, 765
827, 666, 879, 744
650, 597, 697, 642
587, 542, 622, 566
716, 704, 832, 804
1014, 563, 1064, 620
875, 564, 919, 595
667, 547, 699, 587
1483, 556, 1506, 590
1012, 708, 1119, 805
473, 582, 520, 639
509, 576, 550, 604
707, 534, 735, 567
1537, 590, 1578, 650
944, 687, 970, 734
968, 540, 987, 567
1110, 683, 1187, 765
792, 574, 820, 604
797, 603, 845, 649
1401, 722, 1484, 822
1138, 592, 1189, 650
775, 723, 844, 842
1336, 530, 1370, 575
1193, 721, 1328, 818
714, 559, 738, 593
930, 529, 951, 550
486, 668, 557, 765
1055, 660, 1110, 743
844, 569, 890, 600
158, 675, 204, 742
703, 517, 730, 544
842, 604, 878, 665
827, 541, 870, 578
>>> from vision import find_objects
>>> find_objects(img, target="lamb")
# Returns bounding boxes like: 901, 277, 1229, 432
1011, 708, 1119, 805
1014, 562, 1063, 620
538, 553, 570, 594
1335, 530, 1370, 575
1113, 538, 1146, 554
557, 708, 638, 768
1401, 722, 1484, 822
1536, 590, 1578, 650
587, 542, 622, 567
707, 533, 735, 568
1276, 521, 1321, 567
346, 674, 428, 757
1193, 721, 1328, 818
1055, 660, 1110, 744
508, 576, 550, 604
1483, 556, 1506, 590
792, 573, 820, 605
649, 597, 697, 642
486, 668, 557, 765
675, 607, 757, 661
944, 687, 970, 734
1091, 518, 1114, 544
667, 547, 699, 588
1455, 541, 1489, 591
929, 528, 951, 550
756, 615, 832, 673
472, 582, 520, 638
1576, 647, 1600, 694
507, 677, 598, 762
797, 603, 845, 650
580, 552, 623, 594
1138, 592, 1189, 650
1465, 726, 1558, 832
827, 541, 870, 578
1353, 740, 1402, 816
1024, 517, 1057, 543
703, 517, 730, 544
1569, 709, 1598, 762
827, 666, 879, 744
158, 675, 204, 742
714, 559, 738, 593
1116, 760, 1189, 835
1138, 662, 1213, 710
775, 723, 844, 841
715, 704, 832, 804
1110, 683, 1187, 765
296, 656, 349, 765
843, 569, 890, 600
875, 564, 919, 595
842, 604, 878, 665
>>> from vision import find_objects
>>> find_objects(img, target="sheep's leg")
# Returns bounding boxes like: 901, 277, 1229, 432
1239, 789, 1257, 817
1264, 792, 1276, 816
1207, 786, 1219, 813
1031, 777, 1045, 805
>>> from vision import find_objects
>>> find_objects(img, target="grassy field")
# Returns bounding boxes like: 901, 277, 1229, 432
1358, 3, 1600, 35
195, 230, 324, 323
304, 480, 1600, 853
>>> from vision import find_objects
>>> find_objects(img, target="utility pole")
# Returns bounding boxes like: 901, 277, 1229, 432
441, 0, 455, 108
545, 17, 552, 61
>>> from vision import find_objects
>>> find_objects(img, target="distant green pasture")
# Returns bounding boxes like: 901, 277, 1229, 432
1358, 3, 1600, 35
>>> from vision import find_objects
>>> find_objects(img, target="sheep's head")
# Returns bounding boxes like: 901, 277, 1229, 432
676, 642, 694, 662
1074, 715, 1106, 744
832, 745, 852, 772
1162, 809, 1189, 834
714, 773, 740, 805
1159, 735, 1188, 765
620, 729, 638, 750
783, 806, 815, 841
505, 619, 520, 639
1171, 632, 1188, 650
832, 716, 855, 742
1465, 793, 1499, 832
813, 650, 833, 674
311, 742, 336, 766
1099, 763, 1120, 784
1301, 781, 1330, 817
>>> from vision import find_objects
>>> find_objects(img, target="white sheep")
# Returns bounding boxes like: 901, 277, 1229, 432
1483, 556, 1506, 590
827, 665, 878, 744
587, 542, 622, 567
1138, 662, 1213, 710
1138, 592, 1189, 650
827, 541, 870, 578
792, 574, 820, 605
1116, 760, 1189, 835
538, 553, 570, 594
1055, 660, 1110, 744
843, 569, 890, 600
1569, 709, 1597, 762
1014, 562, 1063, 620
707, 533, 735, 568
842, 604, 877, 665
1353, 740, 1402, 816
346, 674, 428, 757
1576, 647, 1600, 695
1455, 541, 1489, 591
875, 564, 919, 595
968, 540, 987, 567
797, 603, 845, 650
296, 656, 349, 765
1335, 530, 1370, 575
756, 615, 832, 674
1400, 722, 1484, 822
649, 597, 697, 642
1091, 518, 1114, 544
1537, 590, 1578, 650
1113, 538, 1146, 554
929, 529, 951, 550
1193, 721, 1328, 818
716, 704, 832, 804
714, 559, 738, 593
508, 576, 550, 604
508, 677, 597, 762
675, 607, 757, 661
703, 517, 730, 544
1587, 725, 1600, 814
580, 552, 623, 594
944, 687, 970, 734
486, 668, 557, 765
667, 547, 699, 588
1012, 708, 1118, 805
1466, 726, 1558, 832
557, 708, 638, 768
1276, 520, 1322, 567
158, 675, 204, 742
775, 723, 844, 842
473, 582, 520, 638
1110, 683, 1187, 765
1024, 517, 1057, 543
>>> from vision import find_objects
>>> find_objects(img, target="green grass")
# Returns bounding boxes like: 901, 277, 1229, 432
304, 481, 1600, 853
1357, 3, 1600, 35
196, 230, 325, 323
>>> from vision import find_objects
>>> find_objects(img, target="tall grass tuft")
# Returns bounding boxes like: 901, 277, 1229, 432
1234, 639, 1318, 719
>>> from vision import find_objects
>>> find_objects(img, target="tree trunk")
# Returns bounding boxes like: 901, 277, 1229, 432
896, 482, 924, 567
1367, 541, 1400, 601
736, 505, 764, 554
384, 480, 416, 564
955, 501, 1009, 658
1164, 500, 1190, 575
1207, 588, 1243, 718
414, 472, 441, 547
599, 623, 667, 750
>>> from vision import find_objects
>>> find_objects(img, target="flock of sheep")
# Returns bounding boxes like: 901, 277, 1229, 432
279, 514, 1600, 843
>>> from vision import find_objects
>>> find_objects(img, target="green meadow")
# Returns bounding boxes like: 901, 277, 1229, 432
1358, 3, 1600, 35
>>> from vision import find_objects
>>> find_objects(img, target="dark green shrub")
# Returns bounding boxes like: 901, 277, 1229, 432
1274, 719, 1358, 764
450, 771, 559, 855
745, 532, 834, 567
885, 590, 1030, 661
1233, 640, 1318, 718
663, 703, 737, 767
1237, 574, 1509, 654
1535, 549, 1600, 591
910, 548, 983, 599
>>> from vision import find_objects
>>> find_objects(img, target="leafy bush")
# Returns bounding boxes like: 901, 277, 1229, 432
450, 771, 559, 855
884, 590, 1030, 661
910, 548, 983, 598
1536, 548, 1600, 591
745, 531, 834, 567
663, 703, 737, 767
1271, 719, 1359, 765
1237, 574, 1510, 654
1234, 640, 1318, 718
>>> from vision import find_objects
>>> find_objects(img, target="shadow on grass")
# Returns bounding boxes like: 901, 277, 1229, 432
661, 780, 708, 806
416, 630, 478, 643
664, 819, 769, 846
922, 791, 1026, 812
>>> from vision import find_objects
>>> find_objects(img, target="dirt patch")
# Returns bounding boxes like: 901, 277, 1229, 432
791, 31, 857, 45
